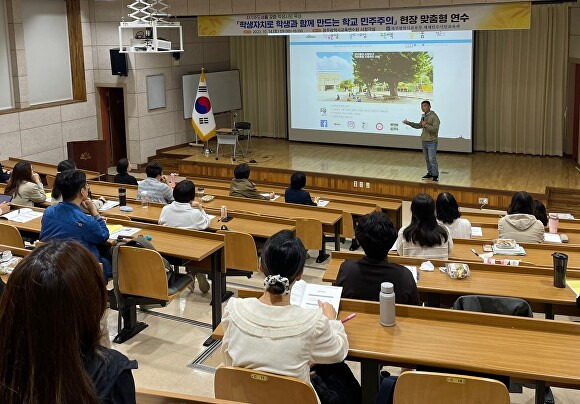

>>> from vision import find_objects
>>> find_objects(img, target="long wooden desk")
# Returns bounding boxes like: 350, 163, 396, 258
0, 208, 226, 335
474, 222, 580, 246
323, 252, 580, 319
449, 238, 580, 269
100, 201, 296, 239
2, 158, 101, 180
211, 297, 580, 404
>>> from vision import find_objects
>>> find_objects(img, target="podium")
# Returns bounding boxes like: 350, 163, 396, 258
67, 140, 108, 174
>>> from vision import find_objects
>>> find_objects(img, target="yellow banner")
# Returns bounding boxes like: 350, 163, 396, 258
199, 2, 530, 36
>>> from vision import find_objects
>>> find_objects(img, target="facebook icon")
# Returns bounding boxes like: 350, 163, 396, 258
320, 120, 328, 128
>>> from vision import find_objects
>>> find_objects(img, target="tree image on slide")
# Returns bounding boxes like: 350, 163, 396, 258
352, 52, 433, 97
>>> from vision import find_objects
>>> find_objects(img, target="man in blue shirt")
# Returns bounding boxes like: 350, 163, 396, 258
40, 170, 111, 279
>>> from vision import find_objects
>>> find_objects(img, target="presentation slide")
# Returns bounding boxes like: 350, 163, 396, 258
287, 31, 473, 152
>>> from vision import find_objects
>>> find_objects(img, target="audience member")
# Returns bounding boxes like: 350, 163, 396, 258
114, 158, 138, 186
285, 172, 316, 206
39, 170, 111, 279
221, 230, 352, 402
0, 162, 10, 183
229, 163, 274, 200
336, 212, 419, 304
4, 161, 46, 206
534, 199, 549, 227
0, 241, 137, 404
396, 193, 453, 259
159, 180, 211, 293
51, 160, 105, 211
436, 192, 472, 239
498, 191, 544, 243
137, 162, 174, 204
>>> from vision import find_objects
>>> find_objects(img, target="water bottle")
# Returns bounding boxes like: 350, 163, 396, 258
552, 252, 568, 288
548, 213, 559, 234
141, 191, 149, 209
379, 282, 396, 326
118, 187, 126, 207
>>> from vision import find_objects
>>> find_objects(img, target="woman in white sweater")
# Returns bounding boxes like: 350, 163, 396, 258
436, 192, 472, 239
396, 193, 453, 259
221, 230, 350, 402
4, 161, 46, 207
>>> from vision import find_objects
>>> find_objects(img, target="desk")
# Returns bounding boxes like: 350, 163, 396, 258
1, 209, 226, 335
88, 181, 138, 200
473, 222, 580, 246
463, 211, 580, 233
323, 252, 580, 319
2, 158, 101, 180
0, 244, 29, 283
101, 201, 296, 239
211, 298, 580, 404
201, 195, 343, 252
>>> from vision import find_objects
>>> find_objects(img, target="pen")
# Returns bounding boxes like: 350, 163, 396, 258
341, 313, 356, 323
470, 248, 479, 257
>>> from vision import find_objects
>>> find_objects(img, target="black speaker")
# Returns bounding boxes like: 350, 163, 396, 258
110, 48, 128, 77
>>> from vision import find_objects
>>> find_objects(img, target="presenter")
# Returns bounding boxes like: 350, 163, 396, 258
403, 100, 440, 182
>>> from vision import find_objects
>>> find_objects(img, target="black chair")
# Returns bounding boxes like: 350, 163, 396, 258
234, 121, 253, 154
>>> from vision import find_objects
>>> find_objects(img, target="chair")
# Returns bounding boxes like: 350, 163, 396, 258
217, 230, 259, 301
0, 222, 25, 248
294, 217, 327, 262
393, 371, 510, 404
215, 366, 318, 404
234, 121, 253, 154
45, 174, 56, 188
111, 246, 194, 343
452, 295, 533, 318
216, 130, 245, 161
136, 388, 241, 404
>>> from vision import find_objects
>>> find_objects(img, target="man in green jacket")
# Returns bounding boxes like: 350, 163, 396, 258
403, 100, 441, 182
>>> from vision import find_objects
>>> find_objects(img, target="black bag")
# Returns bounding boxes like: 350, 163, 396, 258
310, 362, 361, 404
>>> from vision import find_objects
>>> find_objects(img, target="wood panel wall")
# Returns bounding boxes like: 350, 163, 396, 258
178, 160, 546, 210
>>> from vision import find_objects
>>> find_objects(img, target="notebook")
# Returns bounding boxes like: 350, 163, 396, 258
290, 280, 342, 315
1, 208, 43, 223
99, 200, 120, 211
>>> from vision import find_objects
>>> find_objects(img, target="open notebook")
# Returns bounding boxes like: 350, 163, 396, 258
290, 280, 342, 315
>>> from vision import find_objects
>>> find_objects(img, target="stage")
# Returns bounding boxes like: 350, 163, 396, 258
155, 138, 580, 212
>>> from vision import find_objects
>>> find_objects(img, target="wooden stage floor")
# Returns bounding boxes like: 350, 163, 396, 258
163, 138, 580, 195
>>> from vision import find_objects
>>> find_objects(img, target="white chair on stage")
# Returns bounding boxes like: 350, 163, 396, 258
215, 128, 245, 161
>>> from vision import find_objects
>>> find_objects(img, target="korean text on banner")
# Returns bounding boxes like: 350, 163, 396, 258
198, 2, 530, 36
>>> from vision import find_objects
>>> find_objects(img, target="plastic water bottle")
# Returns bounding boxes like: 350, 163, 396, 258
141, 191, 149, 209
380, 282, 396, 326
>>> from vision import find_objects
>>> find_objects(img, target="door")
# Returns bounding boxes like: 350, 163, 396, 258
99, 87, 127, 167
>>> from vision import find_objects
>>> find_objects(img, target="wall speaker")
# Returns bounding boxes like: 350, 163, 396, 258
110, 48, 128, 77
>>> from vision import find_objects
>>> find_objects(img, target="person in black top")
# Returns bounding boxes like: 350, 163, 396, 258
0, 163, 10, 183
336, 211, 420, 304
285, 172, 316, 206
114, 158, 138, 186
0, 240, 137, 403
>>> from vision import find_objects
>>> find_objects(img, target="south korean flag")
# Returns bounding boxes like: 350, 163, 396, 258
191, 68, 216, 142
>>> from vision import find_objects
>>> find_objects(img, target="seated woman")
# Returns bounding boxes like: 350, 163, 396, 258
4, 161, 46, 206
498, 192, 544, 243
337, 212, 419, 304
221, 230, 351, 402
395, 193, 453, 259
0, 240, 137, 403
114, 158, 138, 186
436, 192, 472, 239
159, 180, 211, 293
285, 172, 316, 206
229, 163, 274, 200
534, 199, 549, 227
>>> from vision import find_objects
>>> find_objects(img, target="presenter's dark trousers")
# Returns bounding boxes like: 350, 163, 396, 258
422, 141, 439, 177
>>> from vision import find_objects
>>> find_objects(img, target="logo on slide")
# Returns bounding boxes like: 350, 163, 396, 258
194, 97, 212, 114
320, 120, 328, 128
347, 121, 355, 129
376, 123, 384, 131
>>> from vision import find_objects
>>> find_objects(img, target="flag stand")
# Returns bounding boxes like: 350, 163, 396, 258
202, 141, 214, 156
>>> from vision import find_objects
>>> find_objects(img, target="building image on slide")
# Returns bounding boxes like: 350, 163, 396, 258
316, 51, 433, 105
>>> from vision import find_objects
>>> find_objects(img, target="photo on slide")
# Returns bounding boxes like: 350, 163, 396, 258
316, 51, 433, 105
